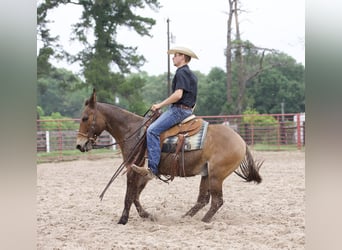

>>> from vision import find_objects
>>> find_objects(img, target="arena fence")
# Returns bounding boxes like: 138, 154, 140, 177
36, 113, 305, 161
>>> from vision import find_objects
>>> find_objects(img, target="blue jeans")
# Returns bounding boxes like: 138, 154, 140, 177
146, 106, 192, 174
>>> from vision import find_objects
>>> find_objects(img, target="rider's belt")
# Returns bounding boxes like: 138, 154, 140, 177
172, 104, 192, 110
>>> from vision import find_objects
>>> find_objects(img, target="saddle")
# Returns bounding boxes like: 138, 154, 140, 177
159, 115, 204, 181
133, 112, 206, 182
160, 115, 203, 148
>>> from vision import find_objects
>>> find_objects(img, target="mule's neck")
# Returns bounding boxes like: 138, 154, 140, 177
97, 103, 143, 158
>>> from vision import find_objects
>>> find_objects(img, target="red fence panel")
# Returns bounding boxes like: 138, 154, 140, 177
36, 119, 116, 158
37, 113, 305, 159
198, 113, 305, 150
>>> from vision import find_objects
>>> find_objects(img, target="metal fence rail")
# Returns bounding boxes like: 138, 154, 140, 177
36, 113, 305, 160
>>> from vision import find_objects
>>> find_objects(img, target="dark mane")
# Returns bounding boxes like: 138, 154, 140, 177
97, 102, 144, 122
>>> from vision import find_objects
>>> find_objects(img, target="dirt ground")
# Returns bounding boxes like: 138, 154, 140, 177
37, 151, 305, 249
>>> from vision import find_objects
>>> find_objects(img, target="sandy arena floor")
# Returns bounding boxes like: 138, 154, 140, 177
37, 151, 305, 249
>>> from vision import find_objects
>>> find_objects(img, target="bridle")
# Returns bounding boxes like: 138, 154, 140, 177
77, 132, 98, 144
77, 106, 160, 149
77, 104, 99, 145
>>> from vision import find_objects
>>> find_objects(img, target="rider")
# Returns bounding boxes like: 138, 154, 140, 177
132, 46, 199, 179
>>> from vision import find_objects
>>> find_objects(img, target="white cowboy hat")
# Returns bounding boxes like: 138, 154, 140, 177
167, 46, 199, 59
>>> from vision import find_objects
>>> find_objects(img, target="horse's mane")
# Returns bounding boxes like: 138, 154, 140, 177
97, 102, 144, 120
99, 109, 160, 200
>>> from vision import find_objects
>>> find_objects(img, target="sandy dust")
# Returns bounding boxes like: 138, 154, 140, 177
37, 151, 305, 249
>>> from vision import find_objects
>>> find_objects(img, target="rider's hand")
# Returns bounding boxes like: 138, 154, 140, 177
151, 103, 161, 111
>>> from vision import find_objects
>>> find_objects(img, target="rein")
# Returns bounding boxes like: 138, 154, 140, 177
77, 108, 153, 149
78, 104, 161, 200
99, 109, 161, 200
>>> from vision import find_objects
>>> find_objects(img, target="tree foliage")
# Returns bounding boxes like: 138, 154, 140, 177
242, 108, 277, 125
246, 55, 305, 114
141, 72, 169, 105
37, 67, 89, 117
196, 67, 226, 115
224, 0, 296, 114
117, 74, 150, 115
36, 51, 304, 118
36, 0, 304, 118
37, 0, 161, 105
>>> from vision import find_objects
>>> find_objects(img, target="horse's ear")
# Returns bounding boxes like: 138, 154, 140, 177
87, 88, 97, 108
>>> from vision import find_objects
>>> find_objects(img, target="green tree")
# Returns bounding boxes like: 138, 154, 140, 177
224, 0, 294, 114
37, 67, 89, 117
37, 0, 65, 78
37, 0, 160, 103
246, 55, 305, 114
196, 67, 226, 115
141, 72, 169, 105
117, 73, 149, 114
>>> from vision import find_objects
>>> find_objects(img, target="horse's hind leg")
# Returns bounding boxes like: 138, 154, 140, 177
183, 175, 210, 217
201, 178, 224, 223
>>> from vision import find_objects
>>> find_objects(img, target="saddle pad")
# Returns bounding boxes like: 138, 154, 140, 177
161, 120, 209, 153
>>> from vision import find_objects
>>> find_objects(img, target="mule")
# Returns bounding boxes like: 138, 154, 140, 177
76, 89, 262, 224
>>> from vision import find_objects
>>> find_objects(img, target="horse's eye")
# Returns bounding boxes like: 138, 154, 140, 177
82, 116, 88, 122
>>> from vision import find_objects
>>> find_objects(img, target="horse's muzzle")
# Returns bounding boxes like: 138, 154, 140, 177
76, 144, 85, 152
76, 137, 92, 152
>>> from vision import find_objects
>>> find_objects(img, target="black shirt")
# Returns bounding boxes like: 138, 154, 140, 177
171, 64, 198, 108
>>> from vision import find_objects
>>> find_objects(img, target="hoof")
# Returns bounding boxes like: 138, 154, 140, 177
201, 216, 212, 223
139, 211, 150, 218
118, 217, 128, 225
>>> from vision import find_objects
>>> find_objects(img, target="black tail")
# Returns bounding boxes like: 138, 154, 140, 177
234, 145, 263, 184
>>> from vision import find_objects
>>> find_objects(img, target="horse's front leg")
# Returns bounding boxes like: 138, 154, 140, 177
133, 176, 155, 221
118, 172, 139, 225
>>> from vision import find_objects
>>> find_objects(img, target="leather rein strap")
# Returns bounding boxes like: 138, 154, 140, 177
77, 108, 154, 149
99, 110, 161, 200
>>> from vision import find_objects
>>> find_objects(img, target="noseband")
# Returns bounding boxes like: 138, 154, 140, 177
77, 107, 161, 150
77, 131, 97, 143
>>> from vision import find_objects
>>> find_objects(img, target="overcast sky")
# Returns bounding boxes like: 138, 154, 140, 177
44, 0, 305, 75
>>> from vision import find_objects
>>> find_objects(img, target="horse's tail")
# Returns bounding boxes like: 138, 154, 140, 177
234, 145, 263, 184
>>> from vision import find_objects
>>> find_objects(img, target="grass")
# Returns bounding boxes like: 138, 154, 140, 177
37, 148, 120, 163
37, 144, 305, 164
251, 143, 304, 151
